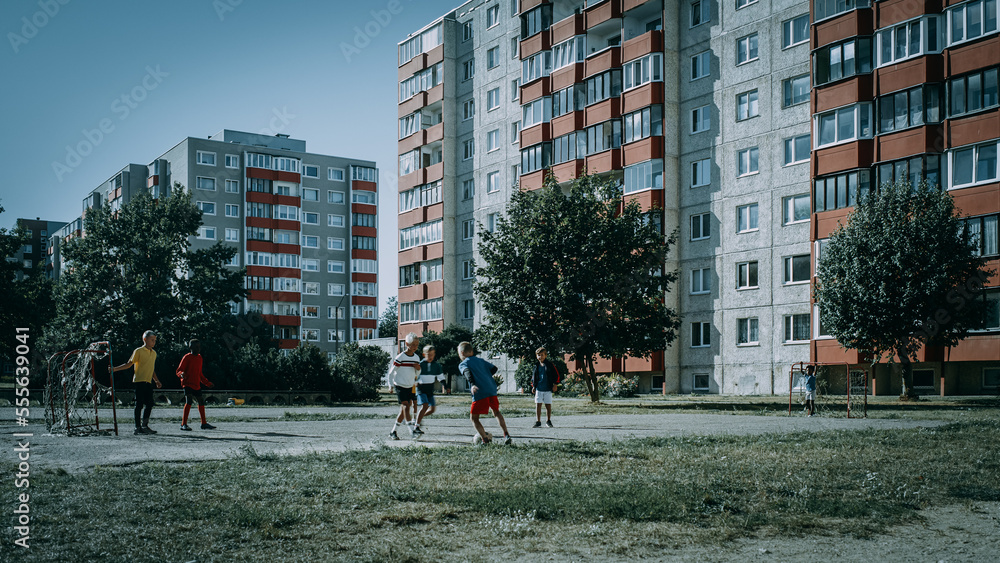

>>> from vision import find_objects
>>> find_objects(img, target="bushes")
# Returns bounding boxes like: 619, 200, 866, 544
557, 372, 638, 398
331, 342, 390, 402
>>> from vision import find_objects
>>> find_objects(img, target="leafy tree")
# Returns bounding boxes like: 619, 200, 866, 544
331, 341, 391, 401
278, 344, 333, 391
42, 186, 246, 365
514, 355, 568, 394
230, 337, 281, 390
377, 296, 398, 339
419, 324, 474, 391
815, 181, 992, 399
475, 172, 681, 402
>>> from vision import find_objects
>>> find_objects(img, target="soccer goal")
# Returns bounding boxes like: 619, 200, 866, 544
788, 362, 869, 418
44, 342, 119, 435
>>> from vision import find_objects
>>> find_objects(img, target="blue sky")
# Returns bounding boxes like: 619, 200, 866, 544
0, 0, 460, 313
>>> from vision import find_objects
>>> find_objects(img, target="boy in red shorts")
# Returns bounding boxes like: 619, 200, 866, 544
175, 339, 216, 431
458, 341, 511, 445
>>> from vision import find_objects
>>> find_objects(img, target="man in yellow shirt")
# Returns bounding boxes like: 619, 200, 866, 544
111, 330, 162, 435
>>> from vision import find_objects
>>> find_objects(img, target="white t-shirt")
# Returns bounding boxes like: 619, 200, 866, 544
387, 351, 420, 388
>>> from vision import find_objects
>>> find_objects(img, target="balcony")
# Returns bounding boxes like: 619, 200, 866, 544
623, 136, 663, 165
585, 148, 622, 173
876, 56, 944, 96
621, 82, 663, 113
521, 77, 552, 104
550, 62, 585, 90
814, 8, 874, 49
551, 110, 585, 137
584, 45, 621, 78
585, 0, 621, 28
814, 75, 874, 114
550, 159, 585, 183
551, 12, 585, 44
622, 29, 662, 61
520, 122, 552, 146
584, 97, 621, 126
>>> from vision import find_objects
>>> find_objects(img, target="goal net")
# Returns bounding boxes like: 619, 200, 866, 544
788, 362, 868, 418
847, 369, 868, 419
44, 342, 119, 435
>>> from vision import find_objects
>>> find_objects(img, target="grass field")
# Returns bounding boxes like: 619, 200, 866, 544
4, 401, 998, 562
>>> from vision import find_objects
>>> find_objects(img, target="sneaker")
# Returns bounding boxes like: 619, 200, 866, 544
545, 420, 553, 428
389, 430, 400, 440
134, 427, 146, 435
180, 424, 192, 431
532, 421, 542, 428
142, 426, 157, 434
412, 426, 424, 435
503, 435, 512, 445
201, 423, 216, 430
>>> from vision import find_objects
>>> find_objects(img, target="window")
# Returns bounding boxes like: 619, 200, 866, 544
522, 50, 552, 83
399, 220, 443, 250
328, 237, 344, 251
691, 322, 711, 347
487, 4, 500, 28
738, 147, 759, 176
736, 261, 759, 289
783, 74, 810, 107
276, 205, 299, 221
947, 0, 999, 45
978, 291, 1000, 330
586, 69, 622, 105
552, 35, 586, 70
784, 255, 811, 284
245, 252, 272, 266
421, 260, 442, 283
691, 105, 710, 133
197, 201, 216, 215
487, 171, 500, 193
352, 166, 377, 183
225, 204, 239, 217
815, 103, 873, 148
352, 305, 376, 319
302, 235, 318, 249
302, 188, 319, 202
511, 78, 520, 100
814, 0, 869, 22
691, 212, 711, 240
198, 226, 216, 240
736, 0, 756, 8
691, 51, 710, 81
196, 151, 216, 166
813, 37, 873, 86
736, 33, 759, 65
552, 84, 585, 118
328, 214, 345, 227
398, 181, 441, 214
302, 165, 319, 179
328, 167, 345, 181
520, 143, 551, 174
623, 105, 663, 144
225, 179, 239, 193
463, 20, 473, 41
878, 84, 943, 134
586, 120, 622, 154
987, 367, 1000, 387
399, 298, 443, 323
782, 14, 809, 48
225, 154, 239, 168
302, 212, 318, 225
277, 254, 299, 269
327, 260, 345, 274
693, 373, 710, 391
463, 179, 475, 200
737, 318, 759, 345
814, 169, 870, 212
877, 16, 943, 67
302, 329, 319, 342
623, 53, 663, 91
737, 203, 759, 232
303, 259, 319, 272
961, 214, 999, 256
487, 88, 500, 111
783, 194, 811, 224
692, 158, 711, 187
352, 191, 376, 205
225, 228, 239, 242
690, 0, 709, 27
487, 46, 500, 69
327, 191, 345, 204
511, 37, 519, 60
949, 67, 999, 118
328, 283, 345, 296
511, 121, 520, 144
520, 4, 552, 39
463, 299, 475, 319
552, 132, 586, 165
784, 314, 811, 342
736, 90, 759, 121
950, 140, 999, 188
463, 139, 475, 161
624, 159, 664, 194
487, 129, 500, 152
463, 219, 475, 240
691, 268, 711, 294
303, 282, 319, 295
463, 98, 475, 120
463, 58, 475, 81
196, 177, 215, 191
522, 96, 552, 128
783, 134, 810, 165
352, 236, 377, 251
462, 259, 476, 281
352, 259, 377, 274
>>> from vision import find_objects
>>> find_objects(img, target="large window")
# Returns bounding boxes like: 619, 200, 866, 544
623, 105, 663, 144
690, 0, 710, 27
737, 90, 759, 121
875, 154, 943, 190
784, 134, 811, 165
737, 318, 759, 345
737, 203, 759, 233
961, 213, 999, 256
520, 4, 552, 39
623, 53, 663, 90
552, 131, 586, 165
814, 169, 870, 212
691, 51, 710, 80
815, 103, 873, 148
522, 96, 551, 128
784, 314, 810, 342
521, 143, 551, 174
586, 70, 622, 106
737, 261, 759, 289
949, 66, 999, 118
399, 22, 442, 64
877, 15, 943, 67
691, 322, 711, 348
783, 74, 810, 107
813, 37, 873, 86
736, 33, 759, 65
782, 14, 809, 48
784, 255, 811, 284
585, 120, 622, 154
399, 220, 443, 251
400, 298, 443, 323
738, 147, 759, 177
949, 140, 999, 188
522, 50, 552, 83
552, 84, 586, 118
552, 36, 586, 70
783, 194, 811, 224
624, 160, 664, 194
399, 180, 442, 214
947, 0, 999, 45
399, 62, 444, 102
878, 84, 943, 134
814, 0, 870, 22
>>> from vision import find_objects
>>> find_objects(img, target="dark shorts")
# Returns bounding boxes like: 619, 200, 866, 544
470, 395, 500, 415
416, 383, 436, 406
394, 385, 416, 404
134, 381, 154, 407
183, 387, 204, 405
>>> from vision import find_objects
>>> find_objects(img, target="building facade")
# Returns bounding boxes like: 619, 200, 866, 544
47, 130, 379, 359
10, 217, 66, 279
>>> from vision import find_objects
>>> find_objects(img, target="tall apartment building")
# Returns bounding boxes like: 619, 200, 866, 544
47, 129, 379, 359
9, 217, 66, 279
810, 0, 1000, 394
398, 0, 815, 393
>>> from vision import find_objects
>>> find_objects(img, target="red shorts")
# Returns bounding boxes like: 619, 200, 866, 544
470, 395, 499, 415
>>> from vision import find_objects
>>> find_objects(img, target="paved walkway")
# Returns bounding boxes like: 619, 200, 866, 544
4, 406, 948, 473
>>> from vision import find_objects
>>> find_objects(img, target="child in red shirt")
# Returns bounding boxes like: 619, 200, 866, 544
176, 339, 216, 431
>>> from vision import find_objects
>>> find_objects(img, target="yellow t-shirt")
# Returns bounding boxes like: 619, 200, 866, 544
129, 346, 157, 383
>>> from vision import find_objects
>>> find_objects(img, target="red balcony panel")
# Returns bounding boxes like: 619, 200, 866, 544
520, 122, 552, 146
585, 0, 621, 28
521, 77, 552, 103
398, 51, 426, 79
426, 202, 443, 222
274, 292, 299, 302
425, 280, 444, 300
352, 203, 377, 215
876, 125, 945, 163
622, 30, 663, 61
147, 175, 158, 187
623, 188, 663, 212
623, 136, 663, 165
623, 0, 657, 11
353, 319, 378, 329
425, 121, 444, 143
399, 168, 426, 192
353, 225, 378, 238
274, 219, 300, 231
585, 97, 621, 126
812, 139, 875, 177
877, 56, 943, 95
276, 171, 300, 184
426, 43, 444, 66
947, 34, 1000, 76
399, 208, 425, 229
552, 13, 585, 44
398, 129, 427, 153
247, 289, 274, 301
520, 30, 552, 58
275, 195, 299, 207
551, 65, 584, 94
246, 240, 278, 253
247, 167, 278, 181
520, 170, 546, 191
952, 183, 1000, 218
352, 273, 377, 283
520, 0, 544, 13
278, 339, 299, 350
813, 75, 873, 114
813, 338, 869, 364
398, 91, 427, 117
275, 268, 301, 279
550, 160, 585, 183
246, 266, 277, 278
585, 148, 622, 173
425, 241, 444, 260
949, 335, 1000, 362
274, 243, 299, 254
426, 83, 444, 105
399, 284, 427, 302
813, 8, 873, 48
877, 0, 939, 27
622, 82, 663, 114
813, 207, 852, 240
398, 245, 425, 265
551, 111, 585, 137
264, 314, 301, 327
246, 216, 277, 230
949, 112, 1000, 148
584, 46, 621, 78
352, 249, 377, 260
353, 296, 377, 307
354, 180, 377, 192
426, 162, 444, 183
246, 191, 275, 205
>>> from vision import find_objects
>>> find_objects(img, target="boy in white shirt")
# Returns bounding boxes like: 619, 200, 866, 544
387, 333, 421, 439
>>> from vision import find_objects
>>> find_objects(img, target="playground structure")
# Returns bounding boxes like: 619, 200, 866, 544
45, 342, 119, 435
788, 362, 869, 418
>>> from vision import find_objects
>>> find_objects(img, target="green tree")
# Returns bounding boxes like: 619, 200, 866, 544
331, 341, 390, 401
475, 172, 681, 402
514, 355, 568, 393
378, 296, 398, 339
419, 323, 474, 391
43, 186, 246, 363
815, 181, 993, 399
278, 344, 333, 391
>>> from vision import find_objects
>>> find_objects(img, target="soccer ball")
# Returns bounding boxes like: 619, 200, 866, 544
472, 432, 492, 445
